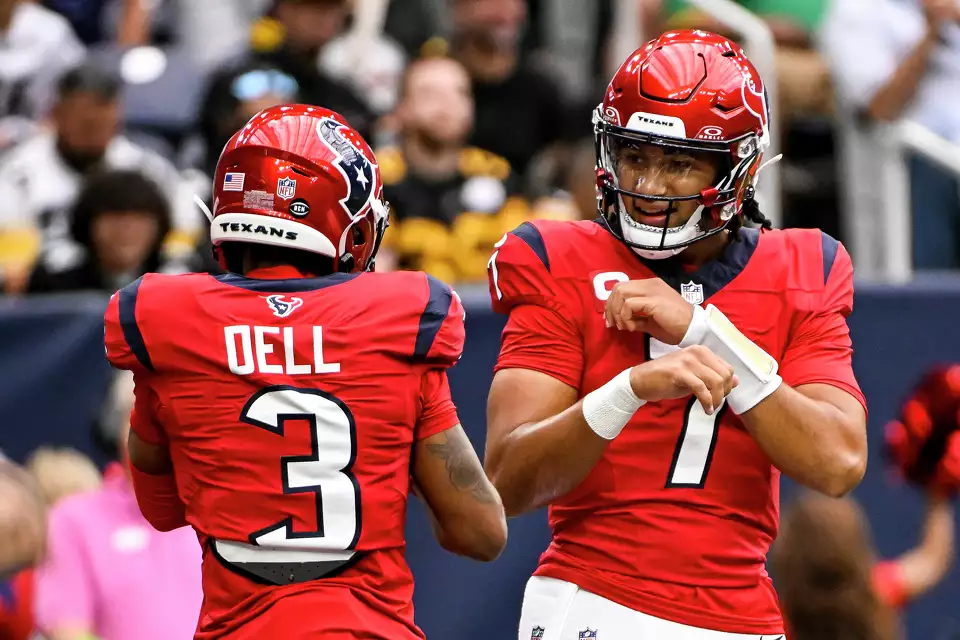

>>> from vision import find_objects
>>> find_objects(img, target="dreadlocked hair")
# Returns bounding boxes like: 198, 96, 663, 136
727, 188, 773, 239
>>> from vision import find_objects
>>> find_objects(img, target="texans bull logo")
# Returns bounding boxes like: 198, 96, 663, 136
265, 294, 303, 318
316, 117, 375, 219
740, 75, 771, 146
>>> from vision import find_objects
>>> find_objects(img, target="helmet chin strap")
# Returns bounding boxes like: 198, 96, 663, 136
194, 194, 215, 223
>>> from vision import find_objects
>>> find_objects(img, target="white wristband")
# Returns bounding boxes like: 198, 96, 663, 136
581, 369, 646, 440
680, 304, 782, 415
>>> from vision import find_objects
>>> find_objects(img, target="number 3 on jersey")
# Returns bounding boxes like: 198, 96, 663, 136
240, 386, 361, 559
647, 337, 724, 488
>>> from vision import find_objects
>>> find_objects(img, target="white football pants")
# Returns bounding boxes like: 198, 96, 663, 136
518, 576, 785, 640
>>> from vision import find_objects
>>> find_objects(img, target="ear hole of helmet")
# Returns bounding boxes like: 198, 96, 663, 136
351, 226, 365, 246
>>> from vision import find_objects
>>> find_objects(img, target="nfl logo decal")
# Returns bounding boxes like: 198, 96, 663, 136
531, 626, 545, 640
681, 281, 704, 305
265, 294, 303, 318
578, 629, 597, 639
277, 177, 297, 200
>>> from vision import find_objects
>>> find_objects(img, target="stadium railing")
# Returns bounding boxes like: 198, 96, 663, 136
839, 114, 960, 283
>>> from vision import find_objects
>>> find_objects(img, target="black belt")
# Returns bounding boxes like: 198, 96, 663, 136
209, 540, 362, 586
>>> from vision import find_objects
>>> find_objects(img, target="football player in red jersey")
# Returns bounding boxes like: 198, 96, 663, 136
485, 30, 868, 638
103, 105, 506, 640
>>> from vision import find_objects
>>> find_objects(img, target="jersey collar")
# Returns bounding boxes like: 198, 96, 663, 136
635, 227, 760, 302
213, 270, 360, 292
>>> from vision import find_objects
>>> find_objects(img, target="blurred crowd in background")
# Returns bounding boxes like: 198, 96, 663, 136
1, 0, 960, 639
1, 0, 960, 294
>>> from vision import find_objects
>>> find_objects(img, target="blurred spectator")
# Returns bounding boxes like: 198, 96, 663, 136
0, 458, 44, 640
0, 458, 44, 579
199, 61, 301, 175
821, 0, 960, 269
666, 0, 834, 122
383, 0, 442, 58
0, 62, 200, 293
27, 170, 172, 294
563, 137, 603, 221
203, 0, 372, 142
773, 490, 954, 639
0, 0, 85, 150
449, 0, 572, 183
43, 0, 151, 46
774, 364, 960, 638
378, 56, 527, 282
33, 371, 202, 640
175, 0, 272, 72
772, 493, 903, 640
320, 27, 407, 116
2, 447, 105, 640
24, 447, 102, 507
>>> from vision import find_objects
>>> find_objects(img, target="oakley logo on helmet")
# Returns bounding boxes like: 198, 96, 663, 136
626, 111, 687, 138
316, 117, 376, 219
603, 106, 621, 126
696, 126, 725, 141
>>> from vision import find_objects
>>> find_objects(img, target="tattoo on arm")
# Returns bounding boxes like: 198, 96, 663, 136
426, 431, 498, 504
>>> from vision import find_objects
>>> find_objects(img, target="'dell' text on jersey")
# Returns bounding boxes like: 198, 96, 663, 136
224, 325, 341, 375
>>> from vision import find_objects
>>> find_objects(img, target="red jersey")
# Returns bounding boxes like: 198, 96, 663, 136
488, 220, 866, 634
104, 266, 465, 640
0, 570, 33, 640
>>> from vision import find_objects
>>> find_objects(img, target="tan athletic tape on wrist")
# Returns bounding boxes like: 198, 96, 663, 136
680, 304, 782, 415
581, 369, 646, 440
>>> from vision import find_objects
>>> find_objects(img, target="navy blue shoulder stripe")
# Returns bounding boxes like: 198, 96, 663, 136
118, 277, 154, 371
821, 231, 840, 285
511, 222, 550, 272
414, 275, 453, 359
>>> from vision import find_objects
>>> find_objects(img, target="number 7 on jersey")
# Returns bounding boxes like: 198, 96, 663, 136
648, 337, 724, 488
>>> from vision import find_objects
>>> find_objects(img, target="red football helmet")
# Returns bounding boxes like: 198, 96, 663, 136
211, 104, 388, 273
595, 30, 772, 259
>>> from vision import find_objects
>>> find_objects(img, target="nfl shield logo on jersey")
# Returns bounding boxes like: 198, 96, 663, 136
530, 626, 545, 640
276, 177, 297, 200
265, 294, 303, 318
578, 629, 597, 639
680, 281, 704, 305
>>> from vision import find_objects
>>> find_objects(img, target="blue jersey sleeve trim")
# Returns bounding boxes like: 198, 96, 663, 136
511, 222, 550, 272
118, 277, 155, 372
414, 275, 452, 359
821, 231, 840, 285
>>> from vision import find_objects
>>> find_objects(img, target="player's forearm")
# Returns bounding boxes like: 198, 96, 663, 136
740, 384, 866, 497
485, 403, 609, 516
128, 465, 189, 532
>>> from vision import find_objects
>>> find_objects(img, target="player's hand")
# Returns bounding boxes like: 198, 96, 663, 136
629, 346, 738, 415
604, 278, 694, 345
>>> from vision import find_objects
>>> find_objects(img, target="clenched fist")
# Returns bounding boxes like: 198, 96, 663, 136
605, 278, 695, 345
629, 345, 738, 415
